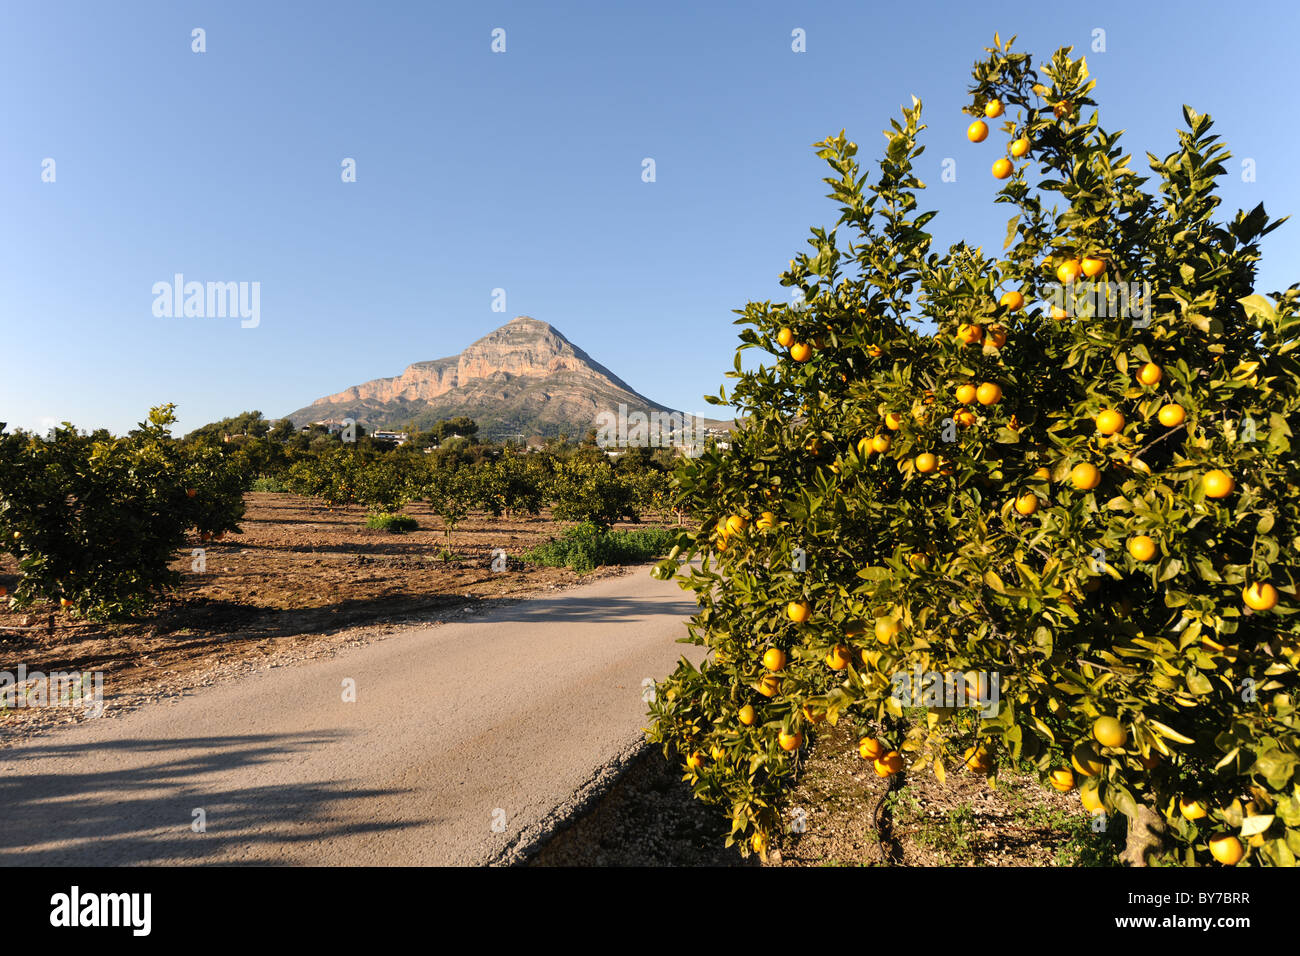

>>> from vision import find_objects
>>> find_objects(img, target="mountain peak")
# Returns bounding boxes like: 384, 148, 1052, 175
286, 316, 680, 440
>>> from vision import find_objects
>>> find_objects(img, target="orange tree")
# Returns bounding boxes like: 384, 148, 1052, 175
0, 405, 246, 620
647, 37, 1300, 866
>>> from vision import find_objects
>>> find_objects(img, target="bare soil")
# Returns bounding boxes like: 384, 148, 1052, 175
0, 493, 652, 743
528, 719, 1121, 867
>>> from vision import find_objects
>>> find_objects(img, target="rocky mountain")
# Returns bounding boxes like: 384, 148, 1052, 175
285, 316, 718, 441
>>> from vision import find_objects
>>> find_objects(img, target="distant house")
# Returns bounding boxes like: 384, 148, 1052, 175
305, 419, 348, 436
372, 430, 410, 445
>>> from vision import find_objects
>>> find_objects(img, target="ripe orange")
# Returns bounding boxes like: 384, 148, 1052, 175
1203, 469, 1234, 499
756, 511, 776, 531
1093, 716, 1127, 749
776, 327, 794, 348
967, 120, 989, 142
778, 730, 803, 752
957, 323, 984, 345
1049, 768, 1075, 793
915, 453, 938, 474
976, 382, 1002, 405
1071, 743, 1106, 777
1127, 535, 1157, 562
0, 585, 6, 598
1095, 409, 1125, 435
1080, 256, 1106, 278
751, 831, 768, 854
954, 409, 977, 427
763, 647, 787, 671
714, 536, 728, 553
1081, 784, 1104, 814
686, 751, 704, 770
986, 326, 1008, 349
908, 553, 930, 570
756, 674, 781, 698
1179, 797, 1208, 820
1243, 582, 1279, 611
1014, 492, 1039, 516
1158, 403, 1186, 427
790, 342, 812, 362
711, 744, 726, 761
787, 601, 811, 624
739, 704, 757, 726
884, 412, 903, 431
859, 737, 884, 760
954, 383, 977, 404
1032, 466, 1052, 481
1056, 259, 1082, 284
874, 750, 904, 776
984, 99, 1004, 118
59, 597, 73, 608
726, 514, 747, 535
871, 434, 891, 453
991, 158, 1013, 179
999, 290, 1024, 310
1208, 833, 1243, 866
185, 488, 197, 498
826, 644, 852, 670
875, 617, 899, 643
964, 746, 992, 774
1009, 137, 1029, 157
1070, 463, 1101, 490
1050, 305, 1068, 320
1137, 362, 1162, 386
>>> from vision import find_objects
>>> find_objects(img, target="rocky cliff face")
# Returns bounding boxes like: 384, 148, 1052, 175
286, 316, 692, 439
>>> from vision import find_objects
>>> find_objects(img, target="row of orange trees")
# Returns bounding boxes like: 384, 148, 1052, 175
649, 38, 1300, 866
283, 445, 674, 530
0, 413, 680, 620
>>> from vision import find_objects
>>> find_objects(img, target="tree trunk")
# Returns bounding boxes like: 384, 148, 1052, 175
1121, 803, 1166, 866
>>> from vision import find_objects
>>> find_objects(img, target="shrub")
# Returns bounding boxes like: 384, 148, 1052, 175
0, 405, 246, 620
524, 521, 677, 573
365, 511, 419, 534
251, 476, 288, 492
648, 37, 1300, 865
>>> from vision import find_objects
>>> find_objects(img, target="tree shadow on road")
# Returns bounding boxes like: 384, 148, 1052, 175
0, 732, 420, 865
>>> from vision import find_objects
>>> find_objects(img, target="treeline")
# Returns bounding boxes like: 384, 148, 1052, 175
184, 410, 684, 529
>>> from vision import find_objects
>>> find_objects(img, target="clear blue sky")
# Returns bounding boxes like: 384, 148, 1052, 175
3, 0, 1297, 436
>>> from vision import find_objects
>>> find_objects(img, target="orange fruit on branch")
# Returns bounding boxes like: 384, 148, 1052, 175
1127, 535, 1157, 562
1157, 403, 1185, 427
1243, 582, 1279, 611
1202, 469, 1234, 499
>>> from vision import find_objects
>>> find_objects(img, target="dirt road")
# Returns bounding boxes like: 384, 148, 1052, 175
0, 568, 699, 866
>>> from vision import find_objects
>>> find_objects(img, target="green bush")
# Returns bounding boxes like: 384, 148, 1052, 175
0, 405, 246, 621
251, 476, 288, 492
523, 521, 677, 573
365, 511, 419, 534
